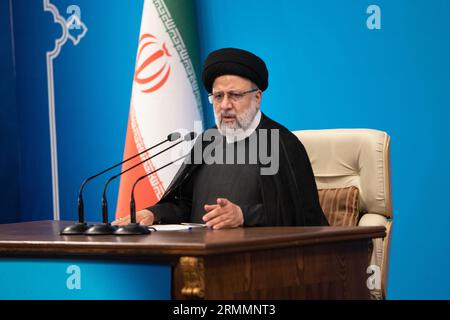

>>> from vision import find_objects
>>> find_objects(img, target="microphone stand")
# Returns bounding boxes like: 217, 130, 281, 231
84, 139, 186, 235
60, 132, 181, 235
114, 153, 189, 235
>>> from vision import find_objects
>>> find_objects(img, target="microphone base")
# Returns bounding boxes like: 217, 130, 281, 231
84, 223, 117, 235
60, 222, 90, 235
114, 223, 151, 236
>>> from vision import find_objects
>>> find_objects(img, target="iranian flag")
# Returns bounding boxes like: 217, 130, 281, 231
115, 0, 204, 219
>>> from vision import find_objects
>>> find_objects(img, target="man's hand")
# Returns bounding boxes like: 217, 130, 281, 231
111, 209, 154, 226
203, 198, 244, 230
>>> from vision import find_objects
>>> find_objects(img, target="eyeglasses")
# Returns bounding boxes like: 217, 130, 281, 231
208, 88, 259, 104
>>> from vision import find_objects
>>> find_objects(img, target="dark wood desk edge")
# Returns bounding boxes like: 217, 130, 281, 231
0, 227, 386, 257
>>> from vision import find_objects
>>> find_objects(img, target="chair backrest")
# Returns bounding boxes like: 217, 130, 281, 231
293, 129, 392, 218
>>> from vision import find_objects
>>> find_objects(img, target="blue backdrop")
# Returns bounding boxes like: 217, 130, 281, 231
1, 0, 449, 299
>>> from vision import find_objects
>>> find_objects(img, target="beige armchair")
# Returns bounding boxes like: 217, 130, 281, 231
293, 129, 393, 299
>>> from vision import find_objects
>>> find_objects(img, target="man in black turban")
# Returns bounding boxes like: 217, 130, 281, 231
113, 48, 328, 228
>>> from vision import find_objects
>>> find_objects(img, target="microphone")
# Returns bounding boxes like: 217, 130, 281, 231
114, 153, 189, 235
60, 132, 181, 235
84, 131, 197, 235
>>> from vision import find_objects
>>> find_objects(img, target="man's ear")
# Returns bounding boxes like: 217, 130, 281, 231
256, 90, 262, 107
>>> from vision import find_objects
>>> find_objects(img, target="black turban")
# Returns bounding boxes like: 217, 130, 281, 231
201, 48, 269, 93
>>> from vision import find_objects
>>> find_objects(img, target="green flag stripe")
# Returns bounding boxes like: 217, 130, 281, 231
153, 0, 203, 120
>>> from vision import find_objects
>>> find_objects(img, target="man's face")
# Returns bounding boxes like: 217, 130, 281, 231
212, 75, 262, 133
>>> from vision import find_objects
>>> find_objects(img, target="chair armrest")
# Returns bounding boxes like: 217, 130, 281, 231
358, 212, 392, 299
358, 213, 388, 227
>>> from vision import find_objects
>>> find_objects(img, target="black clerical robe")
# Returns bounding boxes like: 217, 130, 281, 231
148, 112, 329, 227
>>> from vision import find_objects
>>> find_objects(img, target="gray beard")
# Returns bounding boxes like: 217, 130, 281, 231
214, 101, 259, 136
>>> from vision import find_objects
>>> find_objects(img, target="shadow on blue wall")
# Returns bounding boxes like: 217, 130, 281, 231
0, 0, 20, 223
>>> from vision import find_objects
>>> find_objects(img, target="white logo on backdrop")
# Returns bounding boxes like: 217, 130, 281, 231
43, 0, 88, 220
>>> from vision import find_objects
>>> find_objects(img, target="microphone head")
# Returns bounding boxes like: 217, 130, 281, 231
183, 131, 197, 141
167, 132, 182, 141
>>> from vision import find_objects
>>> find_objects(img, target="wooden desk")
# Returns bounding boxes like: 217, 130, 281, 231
0, 221, 385, 299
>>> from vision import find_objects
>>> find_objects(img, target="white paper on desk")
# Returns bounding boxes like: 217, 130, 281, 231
149, 224, 192, 231
181, 223, 207, 228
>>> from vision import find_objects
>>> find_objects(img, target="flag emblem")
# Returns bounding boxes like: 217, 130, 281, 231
134, 34, 172, 93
